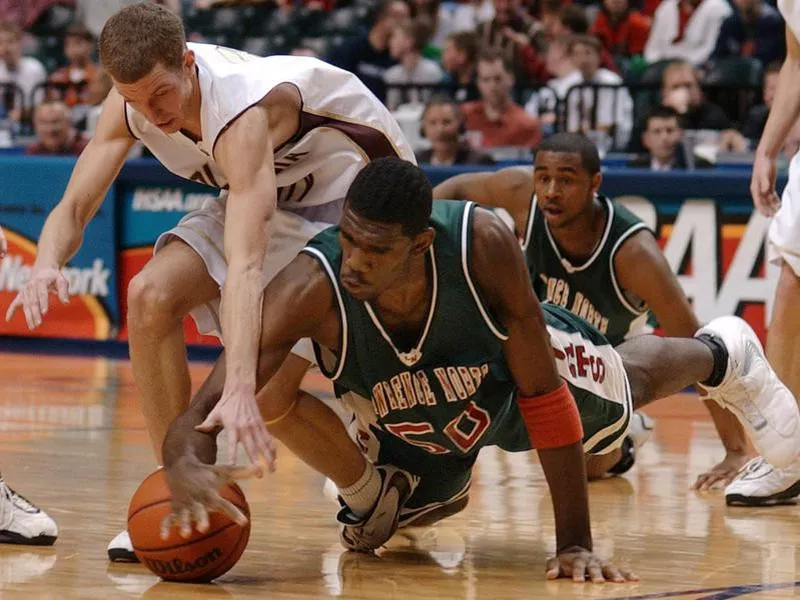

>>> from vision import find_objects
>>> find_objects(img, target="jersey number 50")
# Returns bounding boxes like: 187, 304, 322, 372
384, 402, 492, 455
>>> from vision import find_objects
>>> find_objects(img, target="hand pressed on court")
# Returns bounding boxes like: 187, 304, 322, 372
750, 154, 781, 217
161, 454, 262, 539
195, 389, 277, 470
546, 547, 638, 583
5, 265, 70, 329
692, 451, 751, 491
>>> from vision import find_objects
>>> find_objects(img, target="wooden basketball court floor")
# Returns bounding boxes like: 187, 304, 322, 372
1, 352, 799, 600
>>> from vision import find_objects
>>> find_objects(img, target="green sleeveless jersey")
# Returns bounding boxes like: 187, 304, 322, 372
303, 200, 524, 468
522, 193, 652, 346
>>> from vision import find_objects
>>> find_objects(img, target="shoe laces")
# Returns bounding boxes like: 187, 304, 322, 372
0, 481, 40, 514
737, 457, 772, 481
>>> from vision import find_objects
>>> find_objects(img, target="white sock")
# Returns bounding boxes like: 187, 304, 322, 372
338, 462, 382, 518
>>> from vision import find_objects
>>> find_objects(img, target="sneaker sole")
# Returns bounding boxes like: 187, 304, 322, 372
726, 478, 800, 507
108, 548, 140, 563
0, 530, 57, 546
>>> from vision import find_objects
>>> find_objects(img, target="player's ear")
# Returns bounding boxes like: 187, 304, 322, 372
590, 171, 602, 195
183, 49, 196, 72
411, 227, 435, 256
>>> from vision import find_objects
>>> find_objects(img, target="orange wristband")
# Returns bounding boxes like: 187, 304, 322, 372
517, 382, 584, 449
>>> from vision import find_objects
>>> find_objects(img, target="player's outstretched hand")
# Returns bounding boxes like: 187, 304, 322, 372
161, 455, 262, 540
195, 389, 277, 470
750, 153, 781, 217
5, 265, 70, 329
546, 547, 638, 583
692, 451, 751, 491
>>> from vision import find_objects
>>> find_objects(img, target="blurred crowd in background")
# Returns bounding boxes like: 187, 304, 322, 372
0, 0, 791, 170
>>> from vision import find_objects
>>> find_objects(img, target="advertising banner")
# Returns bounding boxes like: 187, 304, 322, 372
117, 181, 221, 346
0, 157, 118, 340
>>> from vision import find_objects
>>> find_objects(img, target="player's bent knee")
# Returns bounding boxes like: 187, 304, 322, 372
127, 271, 186, 331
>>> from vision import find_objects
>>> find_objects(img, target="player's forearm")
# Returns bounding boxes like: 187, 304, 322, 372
33, 203, 86, 269
162, 390, 223, 468
756, 58, 800, 159
433, 175, 475, 201
221, 263, 264, 396
538, 442, 593, 553
35, 139, 127, 268
704, 399, 749, 454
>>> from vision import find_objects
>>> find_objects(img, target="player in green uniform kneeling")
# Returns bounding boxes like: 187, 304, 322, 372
433, 133, 752, 489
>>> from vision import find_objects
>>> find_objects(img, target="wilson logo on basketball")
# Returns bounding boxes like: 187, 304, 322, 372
143, 547, 223, 576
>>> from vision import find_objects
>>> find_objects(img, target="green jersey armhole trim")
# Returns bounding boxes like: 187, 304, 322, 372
608, 223, 652, 316
461, 201, 510, 341
301, 247, 349, 381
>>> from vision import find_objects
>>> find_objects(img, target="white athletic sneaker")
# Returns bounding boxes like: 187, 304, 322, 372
697, 316, 800, 469
0, 479, 57, 546
628, 411, 654, 449
725, 456, 800, 507
108, 530, 139, 563
607, 411, 654, 475
337, 465, 418, 552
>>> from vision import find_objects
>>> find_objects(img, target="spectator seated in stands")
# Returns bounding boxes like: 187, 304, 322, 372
644, 0, 732, 66
47, 23, 98, 108
461, 48, 542, 148
591, 0, 651, 62
327, 0, 409, 103
565, 34, 633, 147
0, 21, 45, 122
628, 104, 713, 169
740, 60, 779, 143
441, 31, 480, 103
25, 100, 89, 156
476, 0, 546, 86
628, 59, 746, 152
549, 5, 620, 74
384, 19, 444, 110
524, 37, 581, 134
416, 95, 495, 165
711, 0, 785, 68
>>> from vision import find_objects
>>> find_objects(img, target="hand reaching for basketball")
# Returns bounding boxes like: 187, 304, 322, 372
546, 547, 638, 583
161, 454, 262, 539
5, 264, 70, 329
195, 388, 277, 470
692, 451, 751, 491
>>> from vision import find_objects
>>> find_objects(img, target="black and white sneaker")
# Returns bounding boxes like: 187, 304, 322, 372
107, 530, 139, 563
0, 479, 57, 546
337, 465, 418, 552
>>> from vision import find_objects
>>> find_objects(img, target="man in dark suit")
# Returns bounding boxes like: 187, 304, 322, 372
628, 105, 712, 170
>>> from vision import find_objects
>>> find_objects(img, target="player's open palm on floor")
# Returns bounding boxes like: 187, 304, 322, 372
162, 454, 262, 539
546, 547, 638, 583
5, 264, 70, 329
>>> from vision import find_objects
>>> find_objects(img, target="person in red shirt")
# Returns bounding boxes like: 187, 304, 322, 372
25, 100, 89, 156
461, 48, 542, 148
592, 0, 652, 58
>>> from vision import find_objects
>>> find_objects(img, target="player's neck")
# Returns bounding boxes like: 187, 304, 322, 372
549, 196, 607, 261
372, 256, 431, 330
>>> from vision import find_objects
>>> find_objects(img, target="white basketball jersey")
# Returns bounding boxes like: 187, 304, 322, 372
124, 43, 416, 216
779, 0, 800, 40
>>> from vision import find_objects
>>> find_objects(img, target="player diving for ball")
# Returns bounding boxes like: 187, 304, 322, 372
3, 2, 415, 561
160, 158, 800, 583
433, 132, 753, 489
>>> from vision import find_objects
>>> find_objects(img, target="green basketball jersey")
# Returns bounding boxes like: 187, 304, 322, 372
522, 193, 652, 346
303, 201, 519, 467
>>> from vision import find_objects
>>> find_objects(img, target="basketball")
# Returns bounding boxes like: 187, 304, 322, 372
127, 468, 251, 583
